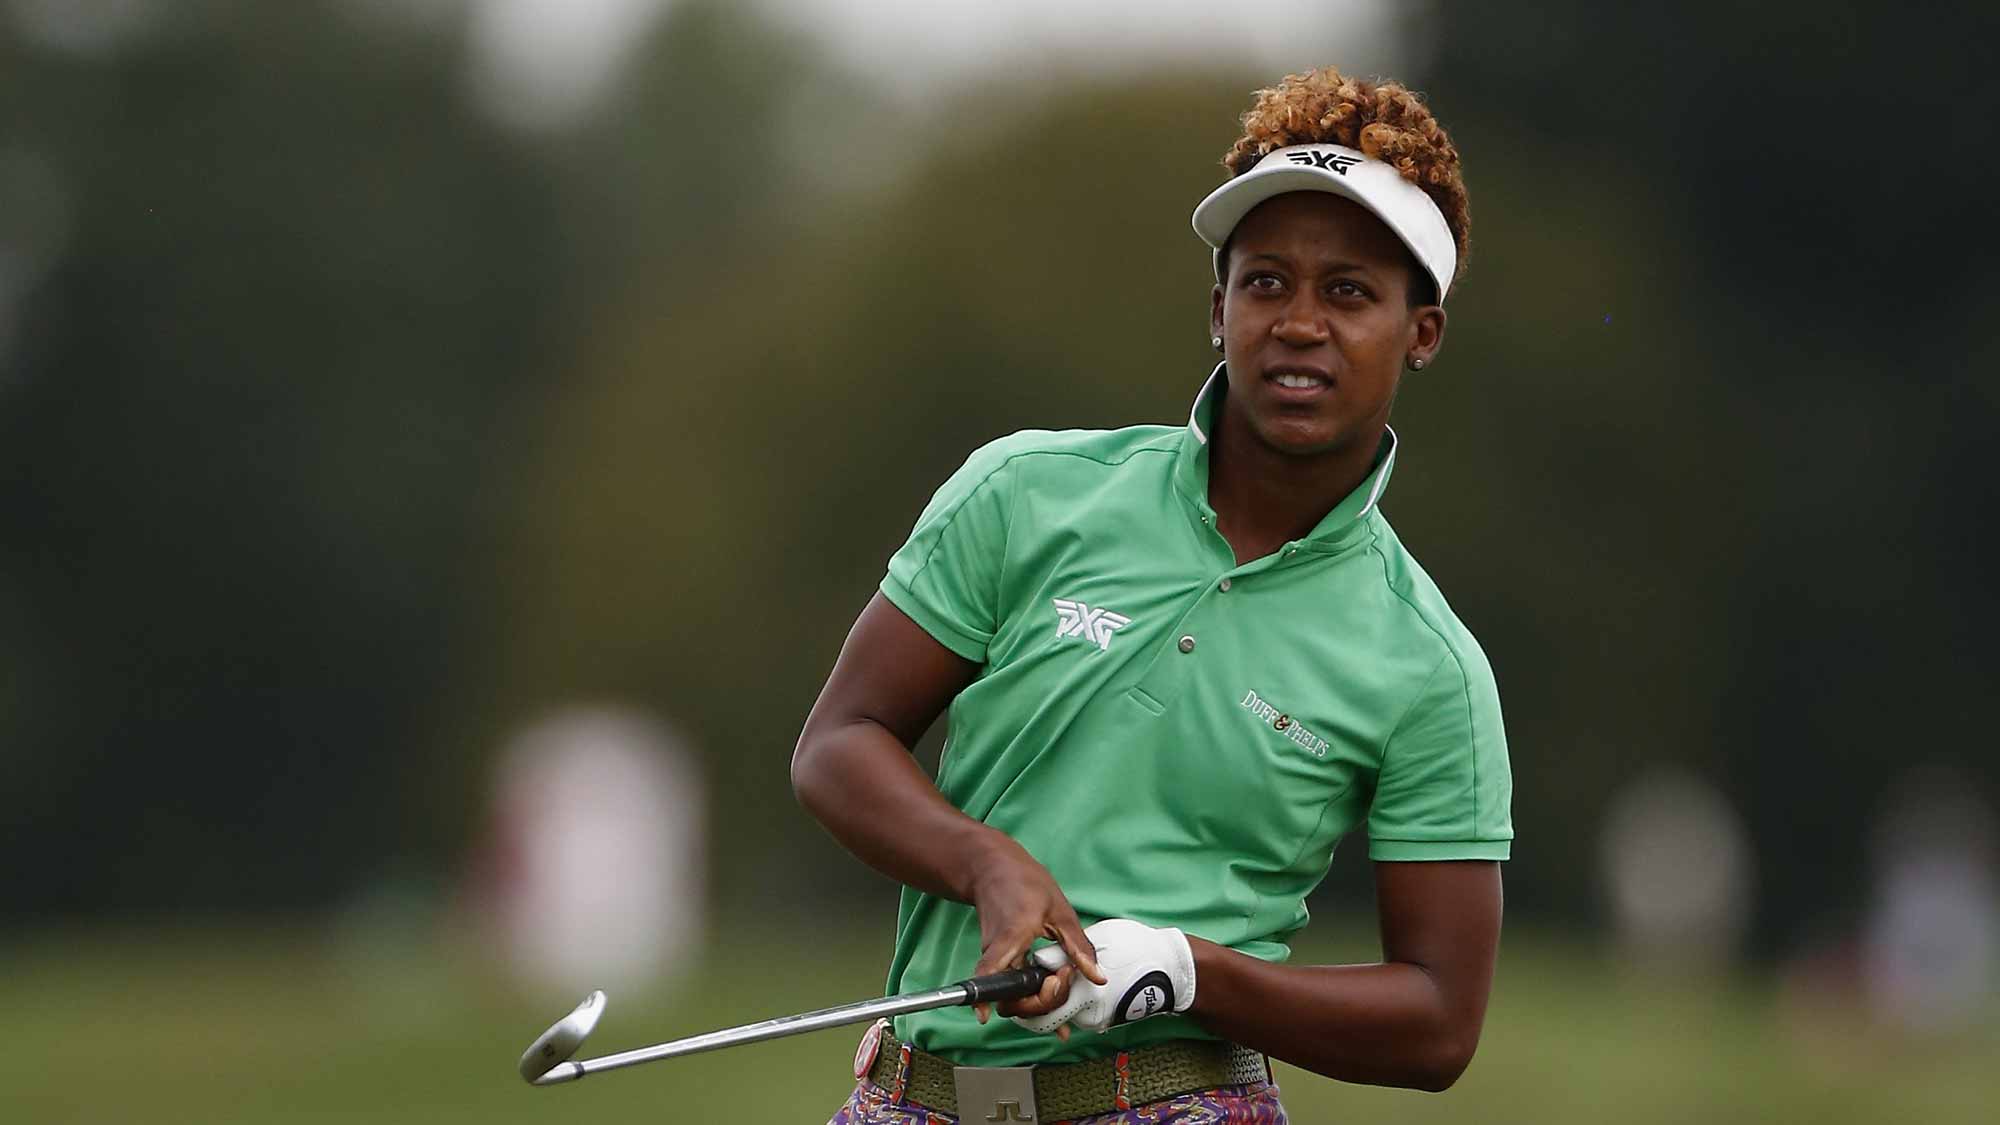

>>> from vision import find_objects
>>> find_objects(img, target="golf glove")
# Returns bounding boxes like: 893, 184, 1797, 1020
1011, 918, 1196, 1035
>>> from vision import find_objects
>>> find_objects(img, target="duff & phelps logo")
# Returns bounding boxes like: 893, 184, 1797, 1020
1052, 598, 1131, 652
1240, 689, 1330, 758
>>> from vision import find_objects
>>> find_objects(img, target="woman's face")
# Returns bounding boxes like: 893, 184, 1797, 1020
1210, 192, 1444, 459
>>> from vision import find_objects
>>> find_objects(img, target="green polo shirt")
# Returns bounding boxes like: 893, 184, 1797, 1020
877, 368, 1511, 1066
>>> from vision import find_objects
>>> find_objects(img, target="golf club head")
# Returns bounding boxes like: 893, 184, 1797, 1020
518, 989, 606, 1084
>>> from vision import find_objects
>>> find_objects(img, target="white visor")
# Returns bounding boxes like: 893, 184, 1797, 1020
1192, 143, 1455, 303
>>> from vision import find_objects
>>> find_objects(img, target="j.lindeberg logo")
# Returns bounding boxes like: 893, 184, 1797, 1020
1052, 598, 1131, 652
1285, 149, 1361, 175
1240, 689, 1330, 758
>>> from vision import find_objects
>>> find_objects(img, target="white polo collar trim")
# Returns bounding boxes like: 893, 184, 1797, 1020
1188, 361, 1224, 444
1358, 431, 1396, 519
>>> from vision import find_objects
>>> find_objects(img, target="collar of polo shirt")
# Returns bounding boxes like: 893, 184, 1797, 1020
1171, 362, 1397, 553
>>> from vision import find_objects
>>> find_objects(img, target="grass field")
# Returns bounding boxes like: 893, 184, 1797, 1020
3, 920, 1993, 1123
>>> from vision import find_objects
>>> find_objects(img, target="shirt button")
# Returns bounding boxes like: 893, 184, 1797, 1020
1177, 635, 1196, 653
1218, 577, 1231, 592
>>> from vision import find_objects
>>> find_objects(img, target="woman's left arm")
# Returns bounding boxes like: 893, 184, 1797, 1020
1184, 860, 1502, 1092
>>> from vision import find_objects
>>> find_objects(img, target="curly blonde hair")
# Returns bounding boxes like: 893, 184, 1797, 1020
1221, 67, 1470, 297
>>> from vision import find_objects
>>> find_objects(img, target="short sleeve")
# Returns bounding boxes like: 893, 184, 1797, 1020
1366, 644, 1513, 861
879, 439, 1019, 663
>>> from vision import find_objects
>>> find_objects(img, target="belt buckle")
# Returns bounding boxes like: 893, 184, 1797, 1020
952, 1065, 1039, 1122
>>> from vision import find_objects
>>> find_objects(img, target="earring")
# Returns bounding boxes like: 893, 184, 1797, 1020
1411, 358, 1426, 370
1211, 335, 1224, 350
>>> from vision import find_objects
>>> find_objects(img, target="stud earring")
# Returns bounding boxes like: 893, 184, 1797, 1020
1211, 335, 1224, 350
1411, 357, 1426, 370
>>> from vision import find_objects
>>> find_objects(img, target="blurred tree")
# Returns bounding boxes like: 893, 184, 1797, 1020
1418, 0, 2000, 951
0, 2, 565, 916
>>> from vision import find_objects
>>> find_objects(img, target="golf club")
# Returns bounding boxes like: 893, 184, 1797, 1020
518, 964, 1049, 1086
516, 989, 607, 1082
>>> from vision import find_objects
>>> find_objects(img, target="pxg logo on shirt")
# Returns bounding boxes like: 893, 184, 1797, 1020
1052, 597, 1132, 653
1285, 149, 1361, 174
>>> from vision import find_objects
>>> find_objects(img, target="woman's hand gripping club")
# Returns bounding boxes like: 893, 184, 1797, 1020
964, 834, 1108, 1040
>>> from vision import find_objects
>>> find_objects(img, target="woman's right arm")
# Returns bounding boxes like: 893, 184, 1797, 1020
791, 592, 1104, 1018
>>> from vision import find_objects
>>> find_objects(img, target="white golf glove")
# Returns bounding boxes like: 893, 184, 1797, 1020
1010, 918, 1196, 1035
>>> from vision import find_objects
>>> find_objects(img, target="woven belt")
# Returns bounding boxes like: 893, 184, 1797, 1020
865, 1028, 1269, 1121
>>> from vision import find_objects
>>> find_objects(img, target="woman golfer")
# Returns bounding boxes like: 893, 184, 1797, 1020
795, 66, 1511, 1124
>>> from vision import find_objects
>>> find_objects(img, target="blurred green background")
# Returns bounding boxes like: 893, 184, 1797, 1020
2, 0, 1996, 1120
6, 924, 1996, 1123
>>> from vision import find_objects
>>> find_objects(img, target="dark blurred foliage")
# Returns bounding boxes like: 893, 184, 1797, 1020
0, 0, 1994, 958
1419, 0, 2000, 948
0, 3, 567, 913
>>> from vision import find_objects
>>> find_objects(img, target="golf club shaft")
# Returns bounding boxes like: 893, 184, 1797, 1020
533, 965, 1047, 1085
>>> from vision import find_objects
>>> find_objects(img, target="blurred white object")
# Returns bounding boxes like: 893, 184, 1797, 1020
457, 0, 1402, 127
3, 0, 160, 55
1861, 769, 1998, 1034
484, 706, 706, 997
1599, 767, 1752, 966
465, 0, 669, 130
765, 0, 1402, 106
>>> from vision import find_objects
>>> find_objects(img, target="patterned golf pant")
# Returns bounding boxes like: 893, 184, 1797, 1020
825, 1077, 1289, 1124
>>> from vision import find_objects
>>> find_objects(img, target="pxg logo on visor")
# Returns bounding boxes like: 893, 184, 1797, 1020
1193, 141, 1456, 301
1284, 149, 1361, 175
